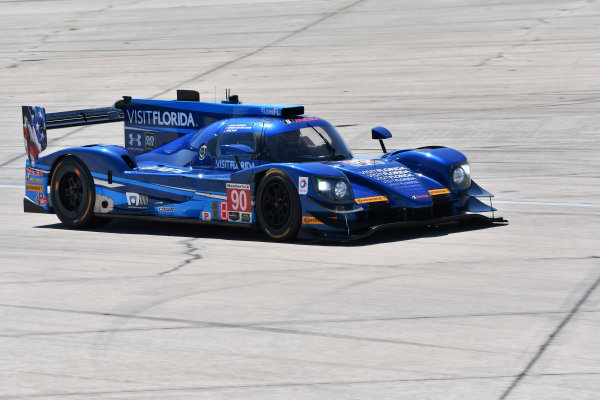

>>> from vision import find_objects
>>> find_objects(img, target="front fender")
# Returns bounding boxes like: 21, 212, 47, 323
385, 147, 467, 191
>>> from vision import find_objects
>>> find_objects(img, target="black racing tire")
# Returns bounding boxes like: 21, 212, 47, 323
50, 156, 104, 228
256, 169, 301, 241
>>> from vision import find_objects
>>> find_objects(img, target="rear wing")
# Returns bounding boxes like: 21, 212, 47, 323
45, 106, 123, 129
22, 104, 123, 164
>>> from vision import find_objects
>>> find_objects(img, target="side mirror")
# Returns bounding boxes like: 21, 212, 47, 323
371, 126, 392, 154
220, 144, 254, 170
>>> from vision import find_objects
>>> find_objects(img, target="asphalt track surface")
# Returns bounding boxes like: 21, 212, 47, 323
1, 0, 599, 399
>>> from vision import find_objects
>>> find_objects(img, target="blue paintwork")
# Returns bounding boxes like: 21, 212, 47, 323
23, 96, 498, 240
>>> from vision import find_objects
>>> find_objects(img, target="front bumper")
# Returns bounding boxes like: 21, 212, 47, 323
298, 212, 507, 241
299, 190, 506, 241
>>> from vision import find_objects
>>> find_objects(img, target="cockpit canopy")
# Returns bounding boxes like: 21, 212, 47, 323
263, 121, 352, 162
141, 117, 353, 168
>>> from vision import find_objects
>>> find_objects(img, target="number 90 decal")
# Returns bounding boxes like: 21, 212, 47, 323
230, 188, 248, 211
226, 183, 252, 222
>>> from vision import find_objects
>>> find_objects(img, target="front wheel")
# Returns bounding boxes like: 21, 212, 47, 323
256, 169, 301, 241
50, 156, 102, 228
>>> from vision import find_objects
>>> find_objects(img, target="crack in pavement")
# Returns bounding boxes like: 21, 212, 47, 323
158, 238, 202, 275
0, 303, 525, 355
3, 308, 599, 339
498, 272, 600, 399
0, 0, 366, 168
0, 325, 197, 338
2, 303, 599, 329
2, 372, 600, 399
475, 3, 589, 68
1, 254, 597, 286
149, 0, 366, 99
475, 0, 594, 68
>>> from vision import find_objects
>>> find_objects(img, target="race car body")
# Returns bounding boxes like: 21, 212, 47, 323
23, 90, 505, 241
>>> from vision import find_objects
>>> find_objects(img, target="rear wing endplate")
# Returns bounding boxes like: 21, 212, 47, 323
22, 104, 123, 164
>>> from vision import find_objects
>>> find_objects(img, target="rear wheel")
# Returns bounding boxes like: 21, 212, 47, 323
51, 156, 105, 228
256, 169, 301, 241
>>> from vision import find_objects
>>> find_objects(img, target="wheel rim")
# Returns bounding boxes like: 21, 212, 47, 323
58, 171, 84, 211
261, 180, 291, 229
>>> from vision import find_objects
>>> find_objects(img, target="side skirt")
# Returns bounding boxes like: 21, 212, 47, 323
95, 213, 260, 229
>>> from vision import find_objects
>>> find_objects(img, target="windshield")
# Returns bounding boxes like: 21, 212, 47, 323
264, 123, 352, 163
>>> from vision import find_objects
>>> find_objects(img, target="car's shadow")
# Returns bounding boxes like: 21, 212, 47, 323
36, 218, 506, 247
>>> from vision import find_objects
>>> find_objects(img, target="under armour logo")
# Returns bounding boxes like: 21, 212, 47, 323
129, 133, 142, 147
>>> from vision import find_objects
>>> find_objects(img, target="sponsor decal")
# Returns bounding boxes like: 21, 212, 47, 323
26, 184, 42, 192
22, 106, 47, 164
355, 195, 389, 204
411, 194, 430, 199
428, 188, 451, 196
228, 211, 240, 222
138, 165, 187, 173
198, 145, 207, 160
201, 211, 211, 221
145, 132, 156, 149
26, 167, 44, 177
26, 176, 43, 184
339, 159, 386, 167
126, 192, 148, 209
302, 216, 323, 225
157, 206, 175, 213
223, 124, 252, 133
282, 117, 319, 125
261, 107, 280, 116
94, 194, 114, 213
126, 109, 196, 127
35, 193, 48, 206
294, 117, 319, 123
212, 201, 219, 220
128, 132, 142, 147
358, 166, 415, 181
298, 177, 308, 194
226, 183, 251, 214
216, 159, 256, 170
241, 212, 252, 223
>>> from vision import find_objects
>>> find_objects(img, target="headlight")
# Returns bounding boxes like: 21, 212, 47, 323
313, 177, 353, 202
334, 181, 348, 199
451, 161, 471, 191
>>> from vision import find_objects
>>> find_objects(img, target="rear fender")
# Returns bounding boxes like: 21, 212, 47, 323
40, 146, 136, 179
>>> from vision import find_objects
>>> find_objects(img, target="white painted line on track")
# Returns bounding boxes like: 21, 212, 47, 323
0, 185, 22, 189
494, 200, 600, 208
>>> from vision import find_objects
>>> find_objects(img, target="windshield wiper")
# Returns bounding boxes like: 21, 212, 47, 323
306, 122, 335, 161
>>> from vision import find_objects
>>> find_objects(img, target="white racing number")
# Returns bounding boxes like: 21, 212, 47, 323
230, 189, 248, 211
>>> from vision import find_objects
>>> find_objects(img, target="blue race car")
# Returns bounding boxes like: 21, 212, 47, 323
22, 90, 505, 241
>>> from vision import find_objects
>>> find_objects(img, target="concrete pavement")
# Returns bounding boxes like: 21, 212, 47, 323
0, 0, 599, 398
